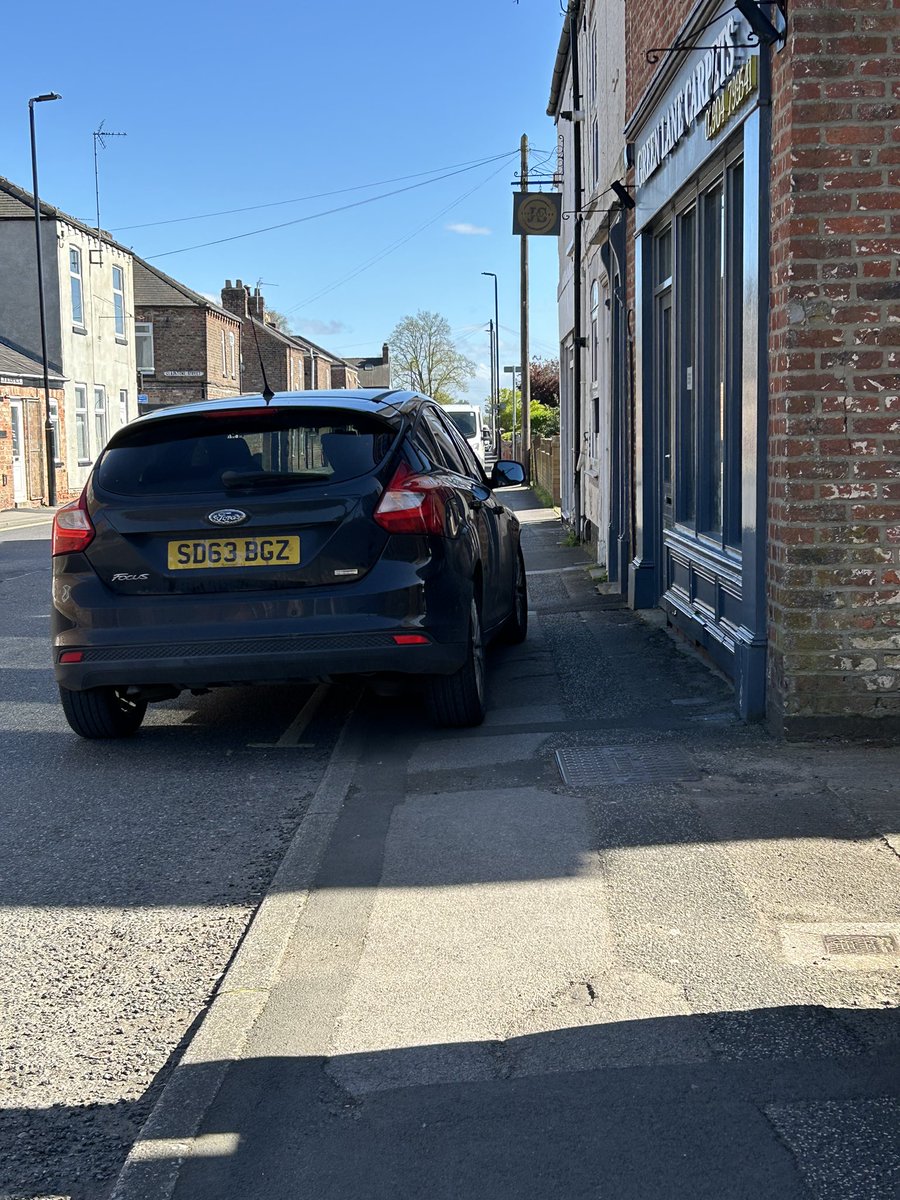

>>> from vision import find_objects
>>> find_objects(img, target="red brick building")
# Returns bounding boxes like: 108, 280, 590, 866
550, 0, 898, 737
0, 339, 68, 508
133, 260, 243, 411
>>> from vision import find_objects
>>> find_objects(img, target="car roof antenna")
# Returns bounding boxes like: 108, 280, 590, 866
247, 292, 275, 404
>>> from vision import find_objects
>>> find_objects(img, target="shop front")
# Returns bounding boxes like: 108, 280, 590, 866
626, 2, 770, 719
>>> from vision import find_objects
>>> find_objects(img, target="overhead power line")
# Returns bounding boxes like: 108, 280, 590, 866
284, 156, 516, 316
112, 152, 520, 232
144, 152, 517, 260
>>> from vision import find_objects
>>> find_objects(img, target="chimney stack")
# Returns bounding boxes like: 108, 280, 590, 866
221, 278, 250, 318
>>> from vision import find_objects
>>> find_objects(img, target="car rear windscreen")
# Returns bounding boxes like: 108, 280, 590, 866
96, 407, 398, 496
446, 412, 477, 439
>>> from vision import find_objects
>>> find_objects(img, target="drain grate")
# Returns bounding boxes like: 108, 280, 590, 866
555, 744, 700, 788
823, 933, 898, 956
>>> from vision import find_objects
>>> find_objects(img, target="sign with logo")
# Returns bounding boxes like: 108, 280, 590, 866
513, 192, 562, 237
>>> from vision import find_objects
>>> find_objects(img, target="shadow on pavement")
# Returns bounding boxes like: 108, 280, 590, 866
4, 1004, 897, 1200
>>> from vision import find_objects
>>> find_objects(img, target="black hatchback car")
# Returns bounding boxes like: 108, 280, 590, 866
51, 390, 527, 738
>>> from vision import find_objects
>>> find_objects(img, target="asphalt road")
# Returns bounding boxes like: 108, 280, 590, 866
0, 519, 357, 1200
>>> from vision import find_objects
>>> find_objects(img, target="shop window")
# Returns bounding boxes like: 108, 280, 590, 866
675, 206, 696, 524
662, 155, 743, 547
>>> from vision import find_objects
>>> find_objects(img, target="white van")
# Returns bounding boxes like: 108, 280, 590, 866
442, 405, 489, 464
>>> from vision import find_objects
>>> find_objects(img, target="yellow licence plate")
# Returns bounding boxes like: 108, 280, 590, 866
167, 536, 300, 570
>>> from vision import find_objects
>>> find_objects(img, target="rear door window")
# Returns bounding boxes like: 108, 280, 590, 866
96, 408, 397, 496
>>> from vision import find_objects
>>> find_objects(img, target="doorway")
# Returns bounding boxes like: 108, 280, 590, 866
10, 400, 27, 505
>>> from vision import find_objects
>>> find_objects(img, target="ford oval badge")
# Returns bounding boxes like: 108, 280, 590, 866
207, 508, 249, 526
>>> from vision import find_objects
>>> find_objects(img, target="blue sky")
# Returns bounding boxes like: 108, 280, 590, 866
1, 0, 565, 402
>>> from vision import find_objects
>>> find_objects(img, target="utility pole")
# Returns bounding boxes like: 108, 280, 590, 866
487, 318, 496, 444
519, 133, 531, 477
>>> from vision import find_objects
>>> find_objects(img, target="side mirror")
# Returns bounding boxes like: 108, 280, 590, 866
490, 460, 525, 489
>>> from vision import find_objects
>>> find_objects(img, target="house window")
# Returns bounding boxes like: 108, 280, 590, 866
229, 331, 236, 378
221, 329, 227, 375
590, 281, 599, 382
119, 389, 129, 425
112, 264, 126, 338
135, 322, 154, 371
74, 384, 90, 462
70, 247, 84, 326
94, 387, 108, 451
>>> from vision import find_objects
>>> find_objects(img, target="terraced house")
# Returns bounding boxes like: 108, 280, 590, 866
549, 0, 899, 737
0, 175, 137, 502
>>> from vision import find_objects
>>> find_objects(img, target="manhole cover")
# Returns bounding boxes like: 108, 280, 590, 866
555, 745, 700, 787
823, 934, 898, 956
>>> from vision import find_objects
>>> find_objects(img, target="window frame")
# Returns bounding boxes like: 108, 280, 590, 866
74, 383, 90, 464
69, 246, 84, 328
135, 322, 155, 372
112, 263, 126, 339
662, 142, 744, 552
94, 386, 108, 454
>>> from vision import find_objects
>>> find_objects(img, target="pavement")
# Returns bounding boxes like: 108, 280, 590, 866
78, 488, 900, 1198
0, 506, 56, 532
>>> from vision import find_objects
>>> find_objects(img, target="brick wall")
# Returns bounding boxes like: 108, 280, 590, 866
136, 305, 208, 408
0, 386, 70, 508
625, 0, 695, 117
205, 311, 242, 398
766, 0, 900, 733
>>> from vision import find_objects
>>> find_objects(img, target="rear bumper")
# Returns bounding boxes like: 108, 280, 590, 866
52, 548, 474, 691
54, 630, 467, 691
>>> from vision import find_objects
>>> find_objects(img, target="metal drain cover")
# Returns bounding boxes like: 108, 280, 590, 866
823, 933, 897, 956
555, 745, 700, 787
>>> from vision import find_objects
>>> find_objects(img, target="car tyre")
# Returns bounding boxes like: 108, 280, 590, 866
426, 599, 486, 728
59, 685, 147, 739
500, 548, 528, 645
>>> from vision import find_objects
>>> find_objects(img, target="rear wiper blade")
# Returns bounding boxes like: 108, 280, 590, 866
221, 470, 328, 489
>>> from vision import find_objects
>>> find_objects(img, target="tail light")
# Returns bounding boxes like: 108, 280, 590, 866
52, 491, 95, 556
374, 463, 453, 536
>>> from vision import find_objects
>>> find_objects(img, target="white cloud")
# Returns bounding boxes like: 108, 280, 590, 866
446, 222, 491, 236
295, 318, 349, 338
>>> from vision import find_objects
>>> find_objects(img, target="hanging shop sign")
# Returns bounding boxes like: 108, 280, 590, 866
512, 191, 562, 237
635, 15, 757, 188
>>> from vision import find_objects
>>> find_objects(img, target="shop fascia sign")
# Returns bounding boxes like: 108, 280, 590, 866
635, 14, 757, 188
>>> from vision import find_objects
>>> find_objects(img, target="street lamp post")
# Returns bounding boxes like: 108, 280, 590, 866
481, 272, 500, 454
29, 91, 62, 508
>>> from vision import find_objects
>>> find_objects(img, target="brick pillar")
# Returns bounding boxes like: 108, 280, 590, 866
767, 0, 900, 735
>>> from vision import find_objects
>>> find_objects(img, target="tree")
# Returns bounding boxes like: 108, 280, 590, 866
529, 356, 560, 407
388, 310, 476, 403
495, 388, 559, 438
264, 309, 293, 334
